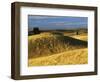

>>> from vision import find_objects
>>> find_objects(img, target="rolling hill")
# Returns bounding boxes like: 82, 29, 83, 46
28, 32, 87, 59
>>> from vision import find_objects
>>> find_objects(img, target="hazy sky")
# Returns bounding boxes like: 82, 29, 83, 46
28, 15, 88, 31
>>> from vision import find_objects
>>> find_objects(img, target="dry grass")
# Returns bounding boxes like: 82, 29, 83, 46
28, 32, 88, 66
28, 48, 88, 66
70, 35, 88, 41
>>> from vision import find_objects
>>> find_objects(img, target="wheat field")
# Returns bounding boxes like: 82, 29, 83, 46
28, 32, 88, 66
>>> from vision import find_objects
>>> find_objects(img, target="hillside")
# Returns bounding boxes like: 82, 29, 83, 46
28, 48, 88, 66
28, 32, 87, 59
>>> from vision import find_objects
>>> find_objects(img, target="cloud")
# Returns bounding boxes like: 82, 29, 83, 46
28, 15, 59, 20
49, 21, 87, 26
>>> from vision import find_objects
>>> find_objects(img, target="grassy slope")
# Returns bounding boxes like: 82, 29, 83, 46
28, 32, 87, 59
28, 32, 88, 66
28, 48, 88, 66
70, 35, 88, 41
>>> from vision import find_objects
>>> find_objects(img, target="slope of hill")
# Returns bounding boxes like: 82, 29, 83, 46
28, 48, 88, 66
28, 32, 87, 59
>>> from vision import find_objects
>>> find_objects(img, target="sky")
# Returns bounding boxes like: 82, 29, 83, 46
28, 15, 88, 31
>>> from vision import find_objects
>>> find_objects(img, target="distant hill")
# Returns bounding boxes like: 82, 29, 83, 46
28, 27, 87, 32
28, 27, 87, 36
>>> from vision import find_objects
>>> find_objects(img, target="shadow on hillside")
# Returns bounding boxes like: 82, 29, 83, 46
51, 32, 87, 47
